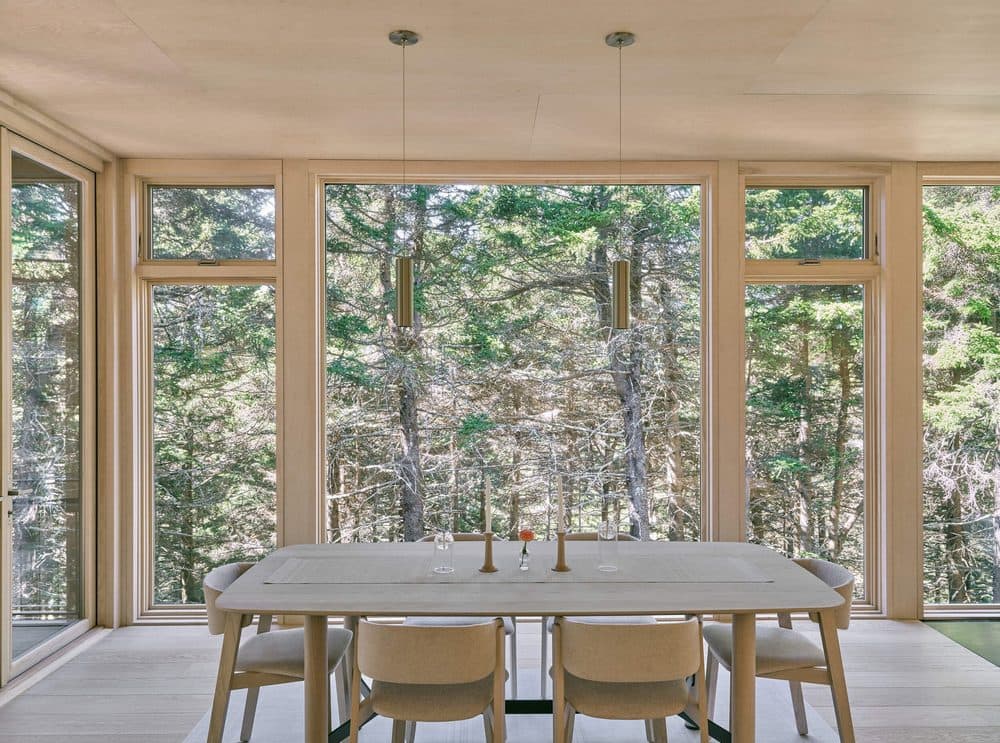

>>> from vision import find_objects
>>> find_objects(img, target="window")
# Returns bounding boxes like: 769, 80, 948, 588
142, 179, 279, 609
324, 184, 703, 543
923, 184, 1000, 605
745, 284, 866, 594
9, 152, 89, 656
148, 186, 275, 260
743, 180, 875, 601
745, 187, 868, 260
151, 284, 276, 604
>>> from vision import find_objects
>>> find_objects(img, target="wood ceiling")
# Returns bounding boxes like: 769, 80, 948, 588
1, 0, 999, 160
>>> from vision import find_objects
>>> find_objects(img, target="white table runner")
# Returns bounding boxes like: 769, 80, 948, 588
264, 549, 773, 585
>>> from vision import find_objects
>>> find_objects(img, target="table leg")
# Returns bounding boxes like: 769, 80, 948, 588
818, 609, 855, 743
304, 615, 330, 743
730, 613, 756, 742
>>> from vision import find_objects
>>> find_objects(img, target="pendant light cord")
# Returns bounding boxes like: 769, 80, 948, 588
618, 41, 624, 257
402, 40, 407, 191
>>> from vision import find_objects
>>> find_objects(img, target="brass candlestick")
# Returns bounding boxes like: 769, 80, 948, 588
479, 532, 498, 573
552, 531, 571, 572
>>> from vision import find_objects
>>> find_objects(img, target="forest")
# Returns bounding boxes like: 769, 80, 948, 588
923, 185, 1000, 604
9, 174, 996, 610
9, 154, 83, 638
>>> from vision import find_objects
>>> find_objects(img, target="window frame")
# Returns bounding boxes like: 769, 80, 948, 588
919, 167, 1000, 616
742, 171, 883, 611
315, 161, 715, 545
1, 130, 98, 678
131, 163, 283, 619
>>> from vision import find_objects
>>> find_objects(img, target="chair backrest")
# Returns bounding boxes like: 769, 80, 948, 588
357, 619, 502, 684
418, 532, 492, 542
794, 558, 854, 630
203, 562, 255, 635
558, 617, 701, 683
565, 531, 639, 541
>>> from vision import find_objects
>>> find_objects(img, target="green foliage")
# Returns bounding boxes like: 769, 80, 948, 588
9, 168, 83, 624
324, 183, 703, 543
922, 185, 1000, 605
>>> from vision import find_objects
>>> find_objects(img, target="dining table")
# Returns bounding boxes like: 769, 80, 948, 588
215, 539, 853, 743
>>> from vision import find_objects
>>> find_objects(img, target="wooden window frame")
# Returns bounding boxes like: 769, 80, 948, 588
741, 169, 885, 612
313, 161, 716, 546
1, 130, 98, 676
128, 161, 283, 621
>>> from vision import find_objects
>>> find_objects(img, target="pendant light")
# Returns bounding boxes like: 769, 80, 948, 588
390, 29, 419, 328
606, 31, 635, 330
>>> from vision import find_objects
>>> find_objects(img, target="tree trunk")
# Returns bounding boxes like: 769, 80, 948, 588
945, 487, 970, 602
829, 351, 853, 559
588, 188, 650, 539
795, 324, 816, 556
379, 189, 425, 541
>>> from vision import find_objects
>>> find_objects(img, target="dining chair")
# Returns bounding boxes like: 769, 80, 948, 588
349, 619, 506, 743
409, 533, 518, 698
551, 616, 708, 743
204, 562, 354, 743
703, 558, 855, 739
539, 531, 653, 697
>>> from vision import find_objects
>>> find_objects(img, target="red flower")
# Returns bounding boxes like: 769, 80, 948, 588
518, 528, 536, 542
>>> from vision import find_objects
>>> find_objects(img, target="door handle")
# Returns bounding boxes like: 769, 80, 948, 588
4, 489, 21, 517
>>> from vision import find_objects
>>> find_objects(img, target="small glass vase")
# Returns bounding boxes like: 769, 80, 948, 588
433, 530, 455, 574
519, 543, 531, 571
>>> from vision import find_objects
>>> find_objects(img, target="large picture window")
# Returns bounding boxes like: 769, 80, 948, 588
923, 184, 1000, 605
324, 184, 702, 542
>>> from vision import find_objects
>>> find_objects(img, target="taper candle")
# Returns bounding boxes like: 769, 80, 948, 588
484, 475, 492, 534
557, 474, 565, 533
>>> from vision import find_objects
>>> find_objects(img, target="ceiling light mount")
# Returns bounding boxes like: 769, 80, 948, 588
389, 29, 420, 47
604, 31, 636, 49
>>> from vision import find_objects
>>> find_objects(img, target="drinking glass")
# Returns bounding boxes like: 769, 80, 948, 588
432, 530, 455, 574
597, 520, 619, 572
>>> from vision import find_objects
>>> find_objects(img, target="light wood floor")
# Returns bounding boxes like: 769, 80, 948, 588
0, 620, 998, 742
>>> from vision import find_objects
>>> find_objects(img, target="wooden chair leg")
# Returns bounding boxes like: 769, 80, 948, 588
391, 719, 406, 743
483, 709, 494, 743
695, 666, 709, 741
405, 720, 416, 743
493, 621, 506, 743
651, 717, 668, 743
705, 651, 719, 723
552, 621, 565, 743
240, 686, 261, 742
818, 609, 856, 743
335, 659, 351, 725
564, 707, 576, 743
349, 625, 362, 743
540, 616, 549, 698
789, 679, 809, 735
208, 613, 243, 743
509, 617, 518, 699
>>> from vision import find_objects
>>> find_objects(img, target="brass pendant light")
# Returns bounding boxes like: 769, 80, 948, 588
606, 31, 635, 330
390, 29, 419, 328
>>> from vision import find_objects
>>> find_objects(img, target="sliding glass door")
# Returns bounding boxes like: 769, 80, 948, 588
0, 131, 94, 684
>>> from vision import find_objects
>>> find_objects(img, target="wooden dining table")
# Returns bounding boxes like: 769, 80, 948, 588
216, 539, 853, 743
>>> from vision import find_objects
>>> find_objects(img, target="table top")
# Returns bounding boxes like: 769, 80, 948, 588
217, 540, 844, 617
